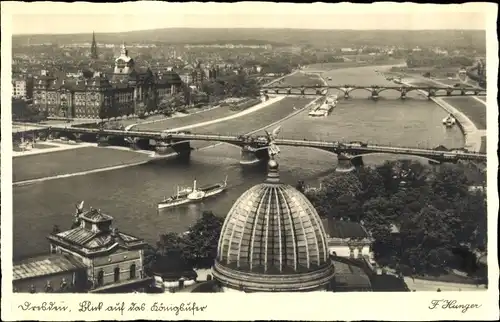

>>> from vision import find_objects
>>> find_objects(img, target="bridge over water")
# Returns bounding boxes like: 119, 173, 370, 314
260, 84, 486, 99
19, 125, 487, 172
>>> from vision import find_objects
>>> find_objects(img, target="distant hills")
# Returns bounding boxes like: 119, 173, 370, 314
12, 28, 486, 50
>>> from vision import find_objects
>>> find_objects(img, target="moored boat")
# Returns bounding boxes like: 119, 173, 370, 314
442, 114, 456, 127
158, 176, 228, 209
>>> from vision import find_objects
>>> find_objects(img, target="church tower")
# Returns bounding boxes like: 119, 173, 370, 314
90, 31, 98, 59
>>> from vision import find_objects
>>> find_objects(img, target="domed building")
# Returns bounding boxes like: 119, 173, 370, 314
212, 157, 335, 292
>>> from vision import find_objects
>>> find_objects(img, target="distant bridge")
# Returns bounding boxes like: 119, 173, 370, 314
260, 85, 486, 99
18, 125, 487, 172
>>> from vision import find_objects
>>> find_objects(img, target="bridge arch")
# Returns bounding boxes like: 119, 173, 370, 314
346, 87, 375, 95
375, 87, 404, 95
349, 152, 443, 164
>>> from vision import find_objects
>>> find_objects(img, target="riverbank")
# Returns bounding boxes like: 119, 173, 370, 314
12, 95, 312, 184
164, 95, 284, 132
402, 79, 483, 152
303, 60, 406, 73
12, 141, 95, 157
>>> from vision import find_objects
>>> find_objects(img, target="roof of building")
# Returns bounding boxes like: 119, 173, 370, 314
80, 208, 113, 223
213, 158, 334, 292
321, 218, 370, 240
54, 226, 142, 250
156, 71, 182, 85
48, 208, 145, 254
13, 254, 86, 281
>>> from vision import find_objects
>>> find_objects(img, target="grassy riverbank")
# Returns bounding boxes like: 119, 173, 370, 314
406, 77, 487, 131
12, 96, 313, 183
279, 72, 323, 87
441, 97, 487, 130
197, 96, 313, 135
134, 105, 239, 131
13, 147, 152, 183
305, 59, 405, 71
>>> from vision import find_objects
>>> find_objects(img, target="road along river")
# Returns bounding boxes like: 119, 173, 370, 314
13, 64, 465, 259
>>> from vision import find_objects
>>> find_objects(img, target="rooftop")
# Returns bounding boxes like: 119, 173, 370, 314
321, 218, 370, 240
13, 254, 86, 281
80, 208, 113, 223
53, 226, 142, 250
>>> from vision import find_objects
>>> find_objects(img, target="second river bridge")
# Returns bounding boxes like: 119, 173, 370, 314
25, 125, 487, 173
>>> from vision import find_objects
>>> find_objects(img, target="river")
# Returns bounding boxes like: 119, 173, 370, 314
13, 64, 464, 259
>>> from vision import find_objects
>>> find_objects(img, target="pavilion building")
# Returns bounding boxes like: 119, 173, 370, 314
13, 207, 151, 293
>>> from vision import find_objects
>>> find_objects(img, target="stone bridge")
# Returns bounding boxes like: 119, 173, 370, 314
18, 126, 487, 172
261, 85, 486, 100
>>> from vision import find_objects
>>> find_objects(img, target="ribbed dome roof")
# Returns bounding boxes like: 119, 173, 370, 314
213, 158, 334, 292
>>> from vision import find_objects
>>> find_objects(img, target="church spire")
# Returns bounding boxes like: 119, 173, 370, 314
90, 31, 98, 59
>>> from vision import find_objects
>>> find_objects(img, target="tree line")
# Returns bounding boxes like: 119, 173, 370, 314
143, 211, 224, 277
300, 160, 487, 279
406, 53, 474, 69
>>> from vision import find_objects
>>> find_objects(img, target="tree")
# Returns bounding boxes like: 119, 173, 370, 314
143, 232, 191, 277
305, 172, 362, 219
295, 180, 306, 193
356, 166, 386, 202
431, 164, 470, 201
183, 211, 224, 268
399, 205, 461, 274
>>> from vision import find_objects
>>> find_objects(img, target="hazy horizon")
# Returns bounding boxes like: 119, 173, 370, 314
12, 26, 487, 38
6, 3, 488, 35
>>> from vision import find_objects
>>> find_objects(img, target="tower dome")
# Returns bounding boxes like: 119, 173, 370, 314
213, 158, 334, 292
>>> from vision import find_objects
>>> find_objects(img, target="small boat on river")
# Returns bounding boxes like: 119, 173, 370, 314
442, 114, 456, 127
158, 176, 228, 209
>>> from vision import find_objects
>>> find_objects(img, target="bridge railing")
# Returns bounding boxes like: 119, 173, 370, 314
40, 126, 486, 158
260, 85, 485, 91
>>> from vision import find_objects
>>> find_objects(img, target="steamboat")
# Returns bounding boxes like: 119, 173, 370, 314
158, 176, 228, 209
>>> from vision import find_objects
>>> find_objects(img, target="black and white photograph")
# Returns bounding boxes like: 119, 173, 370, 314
1, 1, 498, 321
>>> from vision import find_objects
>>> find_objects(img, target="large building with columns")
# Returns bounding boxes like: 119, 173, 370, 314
32, 42, 183, 119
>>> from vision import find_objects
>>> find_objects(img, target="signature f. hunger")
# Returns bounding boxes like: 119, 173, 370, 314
429, 300, 482, 313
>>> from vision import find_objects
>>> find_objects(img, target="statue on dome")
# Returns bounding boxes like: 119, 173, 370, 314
264, 126, 282, 158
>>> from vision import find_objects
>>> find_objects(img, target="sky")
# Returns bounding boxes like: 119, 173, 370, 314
5, 2, 489, 35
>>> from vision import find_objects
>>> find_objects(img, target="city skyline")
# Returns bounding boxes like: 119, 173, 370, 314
5, 2, 488, 35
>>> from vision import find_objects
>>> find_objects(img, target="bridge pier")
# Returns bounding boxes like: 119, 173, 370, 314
351, 156, 364, 167
343, 92, 350, 99
97, 135, 110, 147
335, 153, 355, 173
74, 134, 82, 143
240, 145, 260, 165
400, 88, 407, 99
371, 90, 379, 100
171, 141, 192, 160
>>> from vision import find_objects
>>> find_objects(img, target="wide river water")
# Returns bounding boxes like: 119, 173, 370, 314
13, 64, 464, 259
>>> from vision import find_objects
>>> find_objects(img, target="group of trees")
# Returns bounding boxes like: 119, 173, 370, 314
303, 160, 487, 277
12, 99, 48, 123
143, 211, 224, 277
201, 73, 260, 100
406, 53, 474, 69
